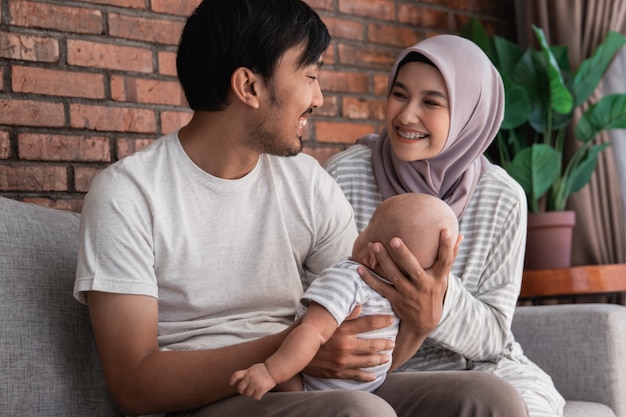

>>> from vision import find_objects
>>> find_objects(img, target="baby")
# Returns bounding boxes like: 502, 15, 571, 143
230, 192, 459, 399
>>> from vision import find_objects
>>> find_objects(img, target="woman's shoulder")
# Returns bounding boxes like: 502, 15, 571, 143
469, 163, 526, 215
480, 164, 525, 197
325, 144, 372, 172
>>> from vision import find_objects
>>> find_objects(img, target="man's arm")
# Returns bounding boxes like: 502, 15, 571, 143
87, 291, 291, 416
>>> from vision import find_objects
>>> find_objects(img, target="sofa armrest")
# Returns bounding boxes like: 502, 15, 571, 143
512, 304, 626, 417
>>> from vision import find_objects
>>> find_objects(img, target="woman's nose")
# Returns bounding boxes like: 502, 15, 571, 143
397, 103, 420, 125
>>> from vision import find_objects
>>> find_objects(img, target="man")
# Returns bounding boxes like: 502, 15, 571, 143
74, 1, 527, 417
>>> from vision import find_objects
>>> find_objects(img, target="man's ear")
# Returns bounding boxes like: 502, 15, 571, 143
231, 67, 260, 109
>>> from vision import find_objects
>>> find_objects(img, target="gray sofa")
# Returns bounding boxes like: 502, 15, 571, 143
1, 195, 625, 417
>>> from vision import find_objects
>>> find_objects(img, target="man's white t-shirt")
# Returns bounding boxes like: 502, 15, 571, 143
74, 130, 357, 351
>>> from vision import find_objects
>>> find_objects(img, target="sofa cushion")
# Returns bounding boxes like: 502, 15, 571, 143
0, 197, 122, 416
564, 401, 616, 417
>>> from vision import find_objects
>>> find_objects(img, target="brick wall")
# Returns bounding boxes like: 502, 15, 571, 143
0, 0, 514, 211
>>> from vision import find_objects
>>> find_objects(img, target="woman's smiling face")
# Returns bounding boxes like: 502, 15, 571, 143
384, 61, 450, 162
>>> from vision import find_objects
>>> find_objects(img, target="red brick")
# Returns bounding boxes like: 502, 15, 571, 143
70, 104, 157, 133
161, 110, 193, 134
116, 137, 156, 159
314, 121, 376, 144
0, 99, 65, 127
79, 0, 145, 9
476, 0, 514, 17
373, 74, 390, 95
9, 1, 103, 34
108, 13, 185, 45
67, 40, 153, 73
0, 165, 67, 191
158, 51, 177, 76
342, 97, 385, 120
397, 4, 449, 30
421, 0, 471, 10
368, 23, 421, 47
12, 66, 105, 99
0, 31, 59, 62
338, 43, 399, 70
0, 131, 9, 159
18, 133, 111, 162
74, 166, 103, 193
338, 0, 395, 20
320, 69, 370, 93
22, 197, 84, 212
0, 0, 517, 200
151, 0, 200, 16
307, 0, 334, 11
316, 95, 339, 117
322, 17, 363, 41
111, 75, 187, 106
323, 42, 336, 65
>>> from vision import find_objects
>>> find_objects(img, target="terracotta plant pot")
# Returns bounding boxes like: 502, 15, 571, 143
524, 211, 576, 270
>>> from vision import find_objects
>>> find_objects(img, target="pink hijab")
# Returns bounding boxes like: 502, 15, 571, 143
359, 35, 505, 218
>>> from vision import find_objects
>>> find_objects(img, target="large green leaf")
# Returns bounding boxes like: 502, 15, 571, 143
459, 17, 495, 60
512, 50, 541, 100
576, 94, 626, 142
550, 143, 612, 211
501, 77, 532, 130
493, 35, 525, 75
533, 26, 574, 115
565, 143, 611, 197
573, 31, 626, 107
550, 45, 571, 75
507, 144, 560, 205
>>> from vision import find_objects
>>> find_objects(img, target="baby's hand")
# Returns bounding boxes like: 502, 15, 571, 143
230, 363, 277, 400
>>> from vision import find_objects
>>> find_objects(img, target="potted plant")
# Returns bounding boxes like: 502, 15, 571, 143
460, 18, 626, 268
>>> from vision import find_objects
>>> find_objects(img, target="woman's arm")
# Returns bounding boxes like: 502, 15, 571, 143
357, 229, 460, 364
389, 322, 427, 372
427, 191, 526, 360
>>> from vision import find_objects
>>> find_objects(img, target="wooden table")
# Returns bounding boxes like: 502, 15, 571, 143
520, 264, 626, 302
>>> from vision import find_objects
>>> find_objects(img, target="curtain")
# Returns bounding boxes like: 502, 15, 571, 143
514, 0, 626, 268
605, 47, 626, 222
604, 38, 626, 304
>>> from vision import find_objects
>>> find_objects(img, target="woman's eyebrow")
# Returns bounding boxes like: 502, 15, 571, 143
392, 80, 448, 100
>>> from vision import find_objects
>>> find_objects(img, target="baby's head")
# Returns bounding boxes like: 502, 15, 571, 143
352, 193, 459, 271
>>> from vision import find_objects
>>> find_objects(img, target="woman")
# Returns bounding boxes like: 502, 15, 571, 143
325, 34, 565, 417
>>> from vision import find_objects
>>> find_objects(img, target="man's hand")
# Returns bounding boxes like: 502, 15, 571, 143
305, 306, 395, 381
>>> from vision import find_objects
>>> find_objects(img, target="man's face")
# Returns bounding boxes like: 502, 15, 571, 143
246, 45, 324, 157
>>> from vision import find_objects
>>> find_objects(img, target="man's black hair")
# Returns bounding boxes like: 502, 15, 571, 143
177, 0, 331, 111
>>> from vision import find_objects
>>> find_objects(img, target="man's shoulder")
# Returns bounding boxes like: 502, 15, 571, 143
88, 132, 177, 198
